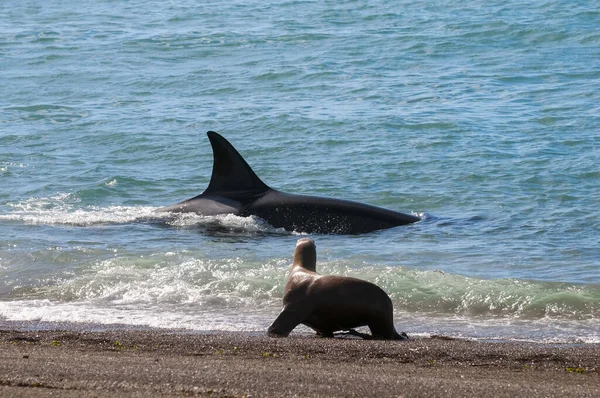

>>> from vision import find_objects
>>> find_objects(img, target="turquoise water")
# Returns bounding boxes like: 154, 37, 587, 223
1, 1, 599, 342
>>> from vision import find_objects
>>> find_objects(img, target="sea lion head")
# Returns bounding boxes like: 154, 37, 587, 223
294, 237, 317, 272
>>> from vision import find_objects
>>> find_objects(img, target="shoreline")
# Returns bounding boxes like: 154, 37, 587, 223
2, 316, 599, 345
1, 328, 599, 397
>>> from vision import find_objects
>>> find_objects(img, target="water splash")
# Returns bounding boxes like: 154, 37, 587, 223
1, 194, 291, 234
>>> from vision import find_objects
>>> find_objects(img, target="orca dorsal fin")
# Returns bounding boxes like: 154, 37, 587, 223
204, 131, 270, 198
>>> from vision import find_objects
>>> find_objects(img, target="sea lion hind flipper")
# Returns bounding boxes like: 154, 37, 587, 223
316, 330, 335, 338
333, 329, 373, 340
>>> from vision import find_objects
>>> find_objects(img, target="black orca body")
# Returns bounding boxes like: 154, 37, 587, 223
157, 131, 420, 234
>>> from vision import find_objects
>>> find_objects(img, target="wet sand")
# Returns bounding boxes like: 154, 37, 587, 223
1, 329, 598, 397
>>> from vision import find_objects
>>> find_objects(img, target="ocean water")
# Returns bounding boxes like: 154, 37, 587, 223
1, 1, 599, 343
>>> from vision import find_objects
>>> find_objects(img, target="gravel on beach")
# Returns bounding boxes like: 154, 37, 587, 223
1, 329, 599, 397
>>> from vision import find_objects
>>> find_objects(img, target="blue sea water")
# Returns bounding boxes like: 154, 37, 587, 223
1, 0, 599, 342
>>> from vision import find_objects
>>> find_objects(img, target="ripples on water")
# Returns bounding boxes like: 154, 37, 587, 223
1, 0, 599, 341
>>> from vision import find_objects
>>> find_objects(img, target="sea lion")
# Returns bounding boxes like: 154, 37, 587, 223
267, 238, 408, 340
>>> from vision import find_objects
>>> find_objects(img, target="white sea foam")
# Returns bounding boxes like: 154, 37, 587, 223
2, 194, 164, 226
0, 253, 286, 331
165, 212, 293, 235
2, 251, 599, 342
0, 205, 165, 226
1, 195, 294, 234
1, 300, 598, 343
0, 300, 272, 332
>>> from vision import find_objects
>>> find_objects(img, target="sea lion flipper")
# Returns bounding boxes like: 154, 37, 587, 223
347, 329, 373, 339
333, 329, 373, 339
267, 307, 309, 338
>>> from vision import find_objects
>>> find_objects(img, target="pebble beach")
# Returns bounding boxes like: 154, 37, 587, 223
2, 328, 598, 397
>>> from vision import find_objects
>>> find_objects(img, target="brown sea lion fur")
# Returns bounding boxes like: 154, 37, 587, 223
268, 238, 408, 340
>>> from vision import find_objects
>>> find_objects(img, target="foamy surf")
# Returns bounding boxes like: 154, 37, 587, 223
165, 213, 295, 235
0, 300, 273, 332
1, 195, 294, 234
1, 300, 598, 344
2, 194, 164, 226
1, 197, 597, 343
1, 246, 598, 343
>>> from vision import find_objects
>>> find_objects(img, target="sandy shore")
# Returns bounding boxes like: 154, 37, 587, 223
1, 329, 598, 397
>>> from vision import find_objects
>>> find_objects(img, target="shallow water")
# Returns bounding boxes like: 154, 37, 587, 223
1, 0, 599, 343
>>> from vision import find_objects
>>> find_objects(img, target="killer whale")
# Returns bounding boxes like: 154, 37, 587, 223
157, 131, 420, 234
